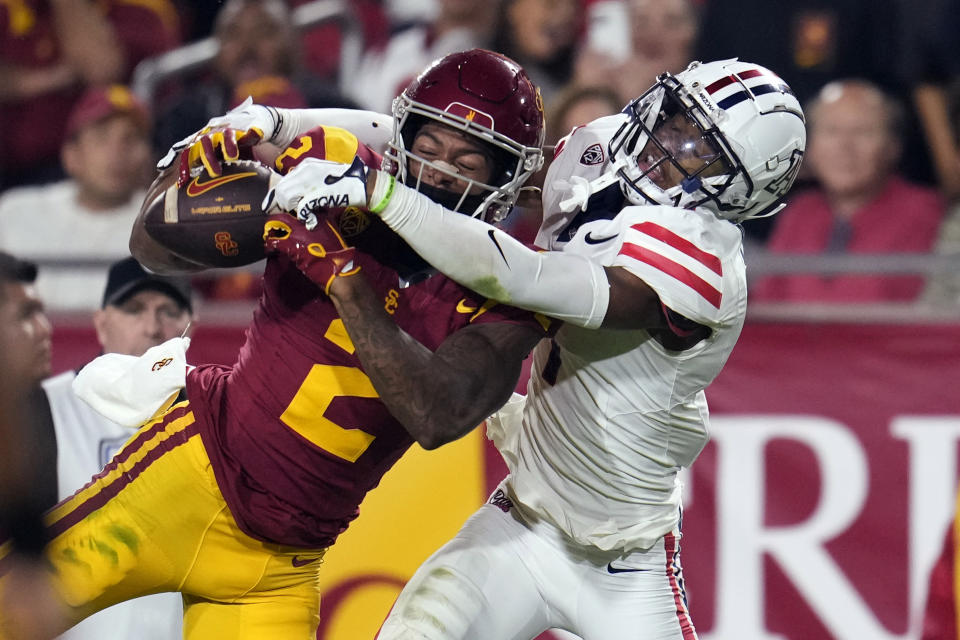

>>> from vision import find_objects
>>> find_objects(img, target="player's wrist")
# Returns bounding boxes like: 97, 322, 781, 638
368, 170, 396, 215
266, 106, 300, 150
318, 246, 361, 295
325, 256, 363, 297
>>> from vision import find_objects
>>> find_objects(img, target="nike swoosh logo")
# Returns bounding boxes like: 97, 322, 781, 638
456, 298, 478, 314
292, 555, 320, 568
487, 229, 508, 263
185, 171, 257, 197
607, 563, 648, 574
584, 231, 618, 245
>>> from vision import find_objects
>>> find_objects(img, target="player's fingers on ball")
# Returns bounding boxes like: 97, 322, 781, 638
221, 129, 240, 163
199, 135, 222, 177
177, 149, 192, 188
239, 127, 263, 147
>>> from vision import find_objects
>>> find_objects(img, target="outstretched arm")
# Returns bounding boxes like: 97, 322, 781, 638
375, 177, 615, 328
267, 157, 671, 332
156, 101, 393, 173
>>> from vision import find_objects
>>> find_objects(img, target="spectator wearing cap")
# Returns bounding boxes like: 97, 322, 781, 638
0, 84, 154, 311
40, 256, 191, 639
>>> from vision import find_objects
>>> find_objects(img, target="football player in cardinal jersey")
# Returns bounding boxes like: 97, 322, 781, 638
0, 50, 555, 640
267, 58, 806, 640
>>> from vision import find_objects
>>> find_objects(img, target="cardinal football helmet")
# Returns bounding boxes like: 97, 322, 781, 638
608, 58, 806, 222
387, 48, 545, 222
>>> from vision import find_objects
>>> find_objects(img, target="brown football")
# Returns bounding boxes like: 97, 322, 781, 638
140, 160, 279, 268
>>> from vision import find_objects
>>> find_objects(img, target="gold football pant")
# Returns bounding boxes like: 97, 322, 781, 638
0, 401, 326, 639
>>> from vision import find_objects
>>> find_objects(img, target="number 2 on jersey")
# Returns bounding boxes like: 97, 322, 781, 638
280, 320, 378, 462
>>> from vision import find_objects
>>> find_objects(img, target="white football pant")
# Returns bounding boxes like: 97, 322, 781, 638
377, 485, 697, 640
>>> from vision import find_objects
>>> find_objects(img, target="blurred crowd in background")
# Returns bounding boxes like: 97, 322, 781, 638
3, 0, 960, 312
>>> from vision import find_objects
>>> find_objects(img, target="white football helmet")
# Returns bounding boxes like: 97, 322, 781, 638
608, 58, 806, 222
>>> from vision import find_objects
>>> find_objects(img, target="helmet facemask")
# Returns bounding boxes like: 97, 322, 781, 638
386, 94, 542, 223
609, 59, 806, 223
609, 75, 742, 215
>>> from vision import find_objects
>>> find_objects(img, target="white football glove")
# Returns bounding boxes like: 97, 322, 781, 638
156, 97, 280, 170
263, 156, 369, 230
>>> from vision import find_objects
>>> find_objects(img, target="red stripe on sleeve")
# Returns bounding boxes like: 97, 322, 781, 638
621, 243, 722, 308
631, 222, 723, 275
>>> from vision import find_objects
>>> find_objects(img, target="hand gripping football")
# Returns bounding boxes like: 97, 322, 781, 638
140, 160, 279, 268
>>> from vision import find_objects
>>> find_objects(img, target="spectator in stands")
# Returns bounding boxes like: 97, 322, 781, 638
693, 0, 934, 195
347, 0, 497, 114
490, 0, 582, 104
0, 251, 65, 639
0, 0, 180, 190
0, 85, 153, 311
752, 79, 945, 303
153, 0, 357, 153
574, 0, 700, 105
40, 256, 192, 639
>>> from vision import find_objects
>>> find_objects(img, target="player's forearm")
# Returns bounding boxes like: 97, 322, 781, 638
373, 177, 610, 329
328, 276, 503, 449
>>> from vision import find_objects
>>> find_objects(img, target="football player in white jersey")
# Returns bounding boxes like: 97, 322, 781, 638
261, 58, 806, 640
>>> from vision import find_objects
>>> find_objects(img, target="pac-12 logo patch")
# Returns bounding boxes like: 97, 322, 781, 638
579, 143, 604, 166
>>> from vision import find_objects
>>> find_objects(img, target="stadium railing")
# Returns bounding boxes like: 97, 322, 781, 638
37, 251, 960, 324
